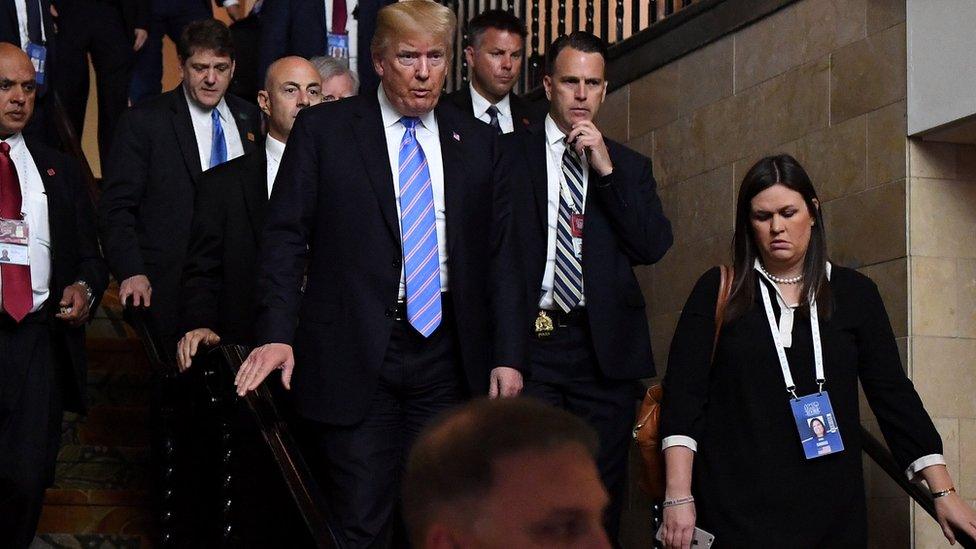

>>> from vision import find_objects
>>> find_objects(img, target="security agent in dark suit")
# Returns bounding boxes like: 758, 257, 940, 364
177, 56, 325, 369
128, 0, 243, 103
99, 19, 260, 347
0, 0, 58, 145
53, 0, 151, 162
0, 43, 108, 549
234, 2, 524, 546
440, 9, 540, 134
505, 32, 672, 544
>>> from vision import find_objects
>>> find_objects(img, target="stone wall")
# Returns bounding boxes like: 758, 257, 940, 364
597, 0, 975, 547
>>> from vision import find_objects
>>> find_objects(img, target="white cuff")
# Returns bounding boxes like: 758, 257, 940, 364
661, 435, 698, 452
905, 454, 946, 482
222, 0, 240, 6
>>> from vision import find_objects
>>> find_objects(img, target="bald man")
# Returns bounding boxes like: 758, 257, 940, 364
0, 44, 108, 548
178, 56, 324, 369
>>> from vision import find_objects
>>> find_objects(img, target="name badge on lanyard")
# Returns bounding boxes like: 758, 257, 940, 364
26, 42, 46, 85
758, 265, 844, 460
0, 218, 31, 265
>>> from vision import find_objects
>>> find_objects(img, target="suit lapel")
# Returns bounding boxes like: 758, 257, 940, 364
352, 97, 399, 240
436, 105, 465, 258
509, 93, 533, 133
170, 87, 204, 184
317, 0, 327, 32
525, 126, 549, 238
242, 150, 269, 244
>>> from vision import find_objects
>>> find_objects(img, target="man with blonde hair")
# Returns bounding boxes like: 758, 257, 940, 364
235, 1, 524, 546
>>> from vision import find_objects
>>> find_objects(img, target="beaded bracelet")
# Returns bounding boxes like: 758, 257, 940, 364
662, 496, 695, 508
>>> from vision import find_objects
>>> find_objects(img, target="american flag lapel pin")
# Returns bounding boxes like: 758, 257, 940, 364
522, 117, 530, 127
452, 131, 460, 142
46, 168, 55, 176
246, 132, 256, 142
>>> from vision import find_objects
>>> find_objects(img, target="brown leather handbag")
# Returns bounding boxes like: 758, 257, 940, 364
633, 265, 733, 500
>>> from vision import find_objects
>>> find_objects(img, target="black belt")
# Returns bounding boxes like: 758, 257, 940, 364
385, 292, 452, 321
542, 308, 587, 327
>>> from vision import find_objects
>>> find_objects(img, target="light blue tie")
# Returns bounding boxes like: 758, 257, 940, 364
398, 117, 441, 337
210, 108, 228, 169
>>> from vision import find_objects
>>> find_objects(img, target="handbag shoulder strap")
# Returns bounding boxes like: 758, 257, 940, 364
711, 265, 734, 362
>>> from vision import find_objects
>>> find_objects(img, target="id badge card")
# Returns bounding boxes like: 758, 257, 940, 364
791, 391, 844, 459
327, 32, 350, 60
570, 213, 584, 238
0, 218, 30, 265
26, 42, 47, 85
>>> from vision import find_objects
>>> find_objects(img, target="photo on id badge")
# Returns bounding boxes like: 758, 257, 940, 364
791, 392, 844, 459
0, 218, 30, 265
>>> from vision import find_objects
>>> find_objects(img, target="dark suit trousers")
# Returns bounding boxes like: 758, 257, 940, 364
129, 0, 211, 103
0, 314, 64, 549
300, 301, 466, 549
523, 316, 637, 547
55, 0, 134, 162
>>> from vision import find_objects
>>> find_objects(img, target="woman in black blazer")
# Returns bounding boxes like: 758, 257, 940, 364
658, 154, 976, 548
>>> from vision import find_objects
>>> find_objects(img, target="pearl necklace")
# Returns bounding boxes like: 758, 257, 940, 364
759, 264, 803, 285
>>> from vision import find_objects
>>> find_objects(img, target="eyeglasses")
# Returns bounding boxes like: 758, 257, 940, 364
395, 52, 447, 68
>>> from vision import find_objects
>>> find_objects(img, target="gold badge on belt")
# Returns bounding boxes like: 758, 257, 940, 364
534, 310, 554, 338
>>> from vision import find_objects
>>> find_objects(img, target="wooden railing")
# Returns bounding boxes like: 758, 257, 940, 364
443, 0, 700, 93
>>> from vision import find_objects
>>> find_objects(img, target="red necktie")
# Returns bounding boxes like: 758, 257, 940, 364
332, 0, 347, 34
0, 142, 32, 321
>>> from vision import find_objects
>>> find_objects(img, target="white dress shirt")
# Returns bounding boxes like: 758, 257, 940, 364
470, 86, 515, 134
538, 114, 587, 309
184, 90, 245, 172
0, 133, 50, 313
377, 87, 449, 298
265, 135, 286, 198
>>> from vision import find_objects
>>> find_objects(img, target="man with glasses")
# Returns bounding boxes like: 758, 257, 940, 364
234, 2, 523, 547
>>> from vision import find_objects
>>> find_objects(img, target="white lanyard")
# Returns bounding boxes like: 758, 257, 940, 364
19, 0, 46, 44
758, 271, 825, 400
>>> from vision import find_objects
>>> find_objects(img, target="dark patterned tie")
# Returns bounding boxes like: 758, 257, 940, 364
486, 105, 502, 134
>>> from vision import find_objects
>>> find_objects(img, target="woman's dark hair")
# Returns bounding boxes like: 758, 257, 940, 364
726, 154, 831, 322
810, 417, 826, 435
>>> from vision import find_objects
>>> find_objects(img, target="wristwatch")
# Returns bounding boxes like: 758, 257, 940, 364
73, 279, 95, 309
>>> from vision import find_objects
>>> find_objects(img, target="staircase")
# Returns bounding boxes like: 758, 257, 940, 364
32, 289, 156, 548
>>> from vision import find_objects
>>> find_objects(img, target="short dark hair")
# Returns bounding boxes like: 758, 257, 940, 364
467, 9, 527, 47
402, 398, 599, 546
177, 19, 235, 62
545, 31, 607, 75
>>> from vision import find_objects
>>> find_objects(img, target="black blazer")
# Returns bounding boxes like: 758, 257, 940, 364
257, 0, 326, 84
254, 93, 523, 425
0, 139, 109, 413
505, 123, 672, 380
98, 86, 260, 339
440, 83, 543, 134
181, 148, 267, 345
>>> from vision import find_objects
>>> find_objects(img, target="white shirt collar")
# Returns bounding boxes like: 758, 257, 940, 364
545, 114, 568, 147
265, 135, 286, 163
469, 85, 512, 119
183, 85, 232, 122
377, 86, 437, 132
0, 132, 26, 153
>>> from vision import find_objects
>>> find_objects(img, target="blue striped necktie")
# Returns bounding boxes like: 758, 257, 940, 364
553, 141, 585, 313
210, 108, 228, 169
398, 117, 442, 337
